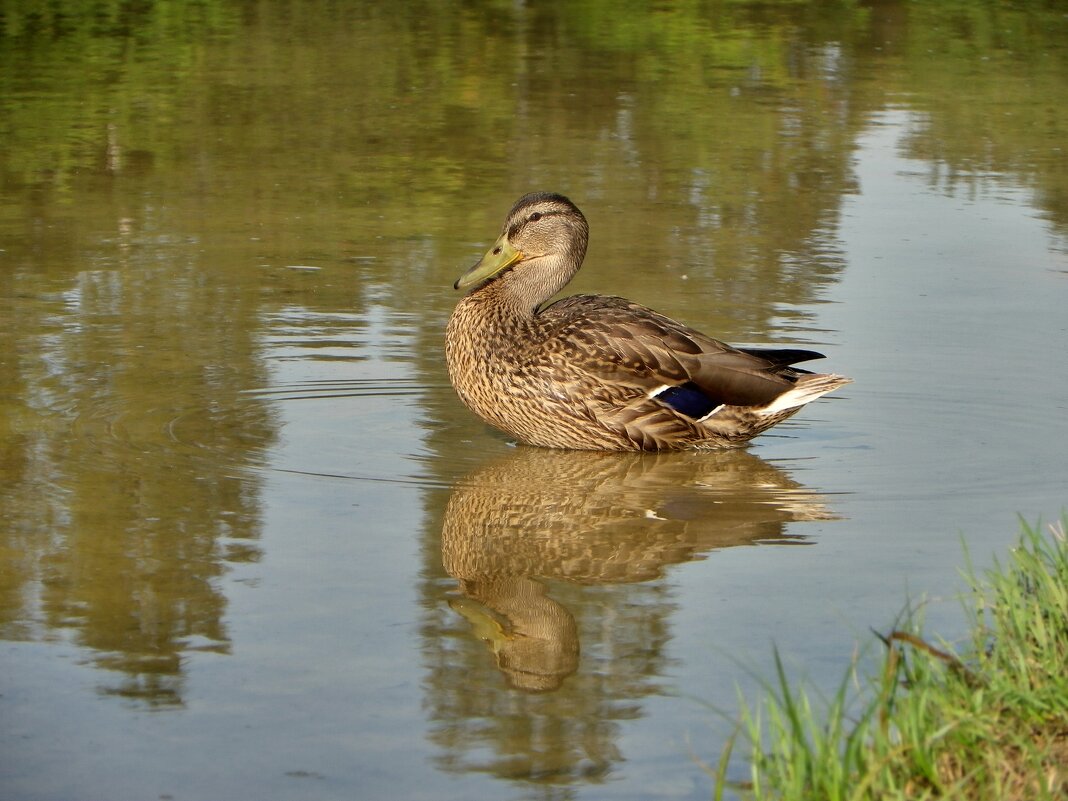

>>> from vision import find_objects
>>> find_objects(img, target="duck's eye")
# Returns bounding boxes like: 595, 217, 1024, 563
529, 212, 542, 222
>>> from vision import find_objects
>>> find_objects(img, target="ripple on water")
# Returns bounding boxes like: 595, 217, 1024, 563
63, 389, 277, 476
241, 378, 427, 403
241, 377, 449, 488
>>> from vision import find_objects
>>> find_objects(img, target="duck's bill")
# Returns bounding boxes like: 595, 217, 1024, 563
454, 236, 524, 289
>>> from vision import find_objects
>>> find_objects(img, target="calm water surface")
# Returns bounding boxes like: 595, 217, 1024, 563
2, 3, 1068, 800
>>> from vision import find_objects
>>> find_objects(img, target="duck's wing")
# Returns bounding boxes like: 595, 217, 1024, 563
537, 295, 825, 408
735, 347, 825, 368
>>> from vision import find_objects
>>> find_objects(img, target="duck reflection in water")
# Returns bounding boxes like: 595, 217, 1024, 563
441, 446, 838, 693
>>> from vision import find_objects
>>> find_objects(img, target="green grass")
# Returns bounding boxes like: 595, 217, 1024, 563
713, 516, 1068, 801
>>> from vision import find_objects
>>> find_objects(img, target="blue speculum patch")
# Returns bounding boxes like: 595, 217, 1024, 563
656, 383, 719, 419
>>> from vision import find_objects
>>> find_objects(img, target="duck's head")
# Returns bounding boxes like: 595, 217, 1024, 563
454, 193, 590, 299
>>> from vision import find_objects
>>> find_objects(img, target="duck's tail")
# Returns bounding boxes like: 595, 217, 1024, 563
760, 373, 852, 415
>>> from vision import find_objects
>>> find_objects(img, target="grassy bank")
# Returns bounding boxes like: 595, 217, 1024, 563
714, 516, 1068, 801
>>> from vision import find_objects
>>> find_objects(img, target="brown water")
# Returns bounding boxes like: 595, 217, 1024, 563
2, 3, 1068, 799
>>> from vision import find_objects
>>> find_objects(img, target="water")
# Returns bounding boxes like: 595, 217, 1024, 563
2, 3, 1068, 800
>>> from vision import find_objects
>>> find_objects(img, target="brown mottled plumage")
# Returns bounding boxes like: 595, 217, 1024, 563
445, 192, 851, 451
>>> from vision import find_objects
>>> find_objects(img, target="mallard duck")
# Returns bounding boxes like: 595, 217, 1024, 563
445, 192, 851, 451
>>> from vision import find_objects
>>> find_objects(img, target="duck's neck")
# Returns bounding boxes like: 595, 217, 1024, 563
476, 251, 583, 320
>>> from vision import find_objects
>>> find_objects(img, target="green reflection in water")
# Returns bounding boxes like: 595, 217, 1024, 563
0, 203, 278, 705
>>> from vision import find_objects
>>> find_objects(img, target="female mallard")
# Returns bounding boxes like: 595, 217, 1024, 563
445, 192, 850, 451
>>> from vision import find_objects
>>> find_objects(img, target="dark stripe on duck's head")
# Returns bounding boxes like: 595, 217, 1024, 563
656, 382, 720, 419
508, 209, 564, 239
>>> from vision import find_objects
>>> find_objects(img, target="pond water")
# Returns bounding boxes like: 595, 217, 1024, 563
2, 3, 1068, 800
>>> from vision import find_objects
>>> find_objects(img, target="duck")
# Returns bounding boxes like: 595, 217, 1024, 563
445, 192, 851, 451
